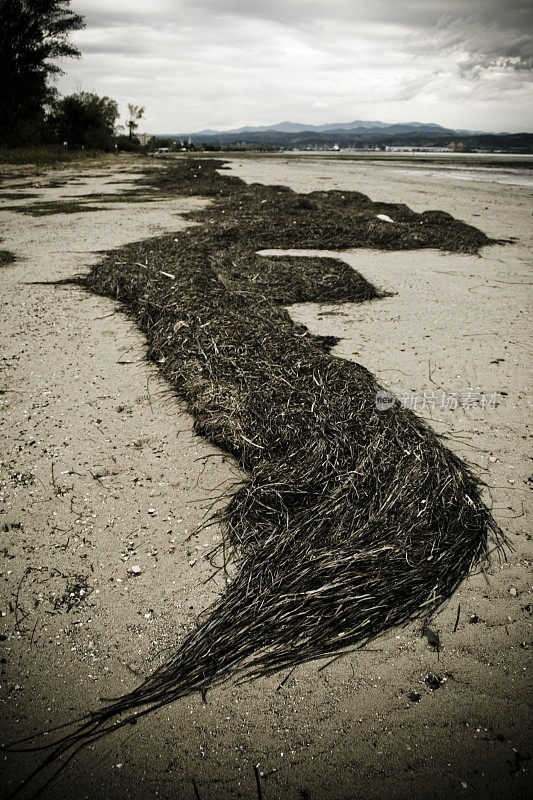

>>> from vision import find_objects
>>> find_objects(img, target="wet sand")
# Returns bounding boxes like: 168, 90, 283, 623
0, 154, 531, 799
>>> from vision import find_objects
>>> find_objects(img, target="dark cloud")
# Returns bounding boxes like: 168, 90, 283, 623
432, 12, 533, 75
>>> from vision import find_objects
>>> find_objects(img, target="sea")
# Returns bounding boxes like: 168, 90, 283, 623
285, 151, 533, 188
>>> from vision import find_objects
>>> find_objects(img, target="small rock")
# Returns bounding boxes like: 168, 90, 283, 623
509, 587, 517, 597
128, 565, 142, 576
408, 691, 421, 703
424, 673, 444, 691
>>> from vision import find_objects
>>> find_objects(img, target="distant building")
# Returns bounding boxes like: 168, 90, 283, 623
137, 133, 151, 146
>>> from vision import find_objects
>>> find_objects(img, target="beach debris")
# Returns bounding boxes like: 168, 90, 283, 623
376, 213, 394, 223
5, 158, 503, 794
425, 673, 445, 691
422, 625, 440, 652
0, 249, 18, 267
453, 604, 461, 632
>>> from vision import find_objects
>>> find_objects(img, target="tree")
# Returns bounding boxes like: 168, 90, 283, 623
127, 103, 145, 140
50, 92, 119, 150
115, 134, 140, 152
0, 0, 84, 145
148, 137, 175, 152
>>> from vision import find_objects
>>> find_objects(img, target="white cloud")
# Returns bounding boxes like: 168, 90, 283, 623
55, 0, 533, 132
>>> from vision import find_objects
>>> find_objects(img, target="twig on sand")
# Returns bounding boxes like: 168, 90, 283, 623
146, 373, 154, 415
276, 666, 296, 690
254, 765, 263, 800
428, 359, 445, 391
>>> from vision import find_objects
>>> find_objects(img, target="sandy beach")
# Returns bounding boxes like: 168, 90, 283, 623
0, 154, 531, 799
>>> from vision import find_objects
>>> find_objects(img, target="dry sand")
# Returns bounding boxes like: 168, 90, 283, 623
0, 154, 531, 799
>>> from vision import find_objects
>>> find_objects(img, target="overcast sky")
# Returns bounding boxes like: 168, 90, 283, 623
56, 0, 533, 133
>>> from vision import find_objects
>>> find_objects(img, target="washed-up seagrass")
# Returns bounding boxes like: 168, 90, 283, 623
4, 158, 503, 796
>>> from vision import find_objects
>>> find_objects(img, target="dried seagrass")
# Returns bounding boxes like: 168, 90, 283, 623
4, 159, 502, 796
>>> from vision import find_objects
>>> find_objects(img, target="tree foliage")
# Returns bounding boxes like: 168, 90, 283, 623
50, 92, 119, 150
0, 0, 84, 144
127, 103, 145, 139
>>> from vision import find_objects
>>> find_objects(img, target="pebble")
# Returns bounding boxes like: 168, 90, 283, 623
128, 565, 142, 575
509, 587, 517, 596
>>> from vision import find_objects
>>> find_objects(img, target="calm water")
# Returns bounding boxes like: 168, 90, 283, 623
286, 151, 533, 188
378, 163, 533, 188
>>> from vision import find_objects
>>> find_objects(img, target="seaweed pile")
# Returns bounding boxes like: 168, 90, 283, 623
5, 158, 502, 792
0, 249, 17, 266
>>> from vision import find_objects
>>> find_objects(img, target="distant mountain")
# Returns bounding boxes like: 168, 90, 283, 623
182, 120, 484, 137
158, 120, 531, 153
202, 120, 398, 134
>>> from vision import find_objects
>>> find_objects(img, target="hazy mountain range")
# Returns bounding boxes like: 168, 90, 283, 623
159, 120, 531, 152
190, 120, 485, 136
